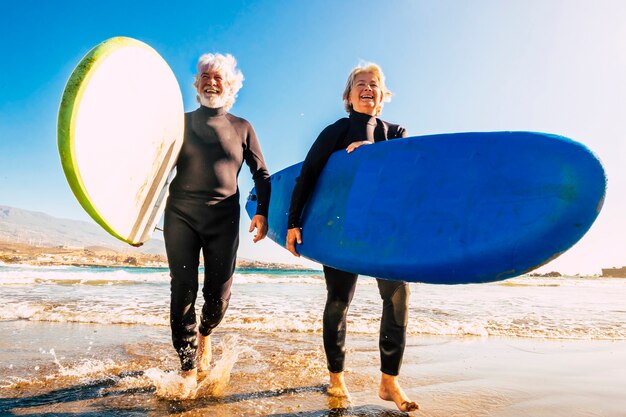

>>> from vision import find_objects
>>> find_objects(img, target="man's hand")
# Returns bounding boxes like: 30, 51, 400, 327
286, 227, 302, 257
249, 215, 268, 243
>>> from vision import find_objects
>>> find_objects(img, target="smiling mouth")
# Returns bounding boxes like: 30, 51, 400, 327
204, 88, 221, 94
360, 95, 374, 100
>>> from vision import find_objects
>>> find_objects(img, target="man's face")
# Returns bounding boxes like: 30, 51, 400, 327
196, 69, 227, 108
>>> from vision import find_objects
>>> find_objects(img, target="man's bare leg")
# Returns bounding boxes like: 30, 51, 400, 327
197, 333, 212, 372
327, 371, 350, 398
378, 373, 419, 412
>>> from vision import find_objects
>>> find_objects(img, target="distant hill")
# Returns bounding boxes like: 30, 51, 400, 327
0, 205, 165, 255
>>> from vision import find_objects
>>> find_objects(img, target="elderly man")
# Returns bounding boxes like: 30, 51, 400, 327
164, 53, 270, 387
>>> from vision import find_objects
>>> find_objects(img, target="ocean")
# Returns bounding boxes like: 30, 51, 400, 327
1, 263, 626, 416
1, 264, 624, 340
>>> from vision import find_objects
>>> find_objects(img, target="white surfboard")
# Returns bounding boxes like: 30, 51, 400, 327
58, 37, 184, 245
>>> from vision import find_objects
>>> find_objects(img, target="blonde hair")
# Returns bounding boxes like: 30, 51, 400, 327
342, 62, 392, 116
193, 53, 244, 110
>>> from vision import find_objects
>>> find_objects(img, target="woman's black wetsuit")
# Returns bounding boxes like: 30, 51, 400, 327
288, 110, 410, 376
165, 105, 270, 371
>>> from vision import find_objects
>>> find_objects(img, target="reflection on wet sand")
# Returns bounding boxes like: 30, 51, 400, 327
0, 327, 414, 416
0, 377, 407, 416
3, 321, 626, 416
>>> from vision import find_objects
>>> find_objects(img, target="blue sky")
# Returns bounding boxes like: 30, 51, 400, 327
1, 0, 625, 274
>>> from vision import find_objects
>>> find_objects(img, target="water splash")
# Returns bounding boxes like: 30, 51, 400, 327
143, 368, 196, 399
144, 334, 257, 399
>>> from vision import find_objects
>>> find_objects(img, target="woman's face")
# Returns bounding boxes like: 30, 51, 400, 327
348, 71, 382, 116
196, 69, 227, 108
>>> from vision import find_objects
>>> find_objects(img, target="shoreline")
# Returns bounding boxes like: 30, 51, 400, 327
0, 240, 316, 271
1, 320, 625, 416
3, 240, 625, 277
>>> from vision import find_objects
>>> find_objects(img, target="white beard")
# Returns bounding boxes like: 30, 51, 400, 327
199, 93, 228, 109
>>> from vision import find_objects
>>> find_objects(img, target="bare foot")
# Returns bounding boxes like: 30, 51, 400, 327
327, 394, 352, 410
178, 368, 198, 397
379, 373, 419, 412
180, 368, 197, 381
197, 333, 212, 372
327, 371, 351, 399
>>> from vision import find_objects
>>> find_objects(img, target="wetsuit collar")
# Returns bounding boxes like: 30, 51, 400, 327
349, 109, 377, 125
198, 105, 227, 117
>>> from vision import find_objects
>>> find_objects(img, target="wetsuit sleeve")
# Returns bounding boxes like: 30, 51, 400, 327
243, 123, 271, 217
287, 120, 347, 229
388, 123, 408, 139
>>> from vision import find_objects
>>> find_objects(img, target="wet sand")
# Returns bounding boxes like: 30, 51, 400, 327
1, 320, 625, 416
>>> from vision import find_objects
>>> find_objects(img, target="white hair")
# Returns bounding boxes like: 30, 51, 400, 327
193, 53, 244, 111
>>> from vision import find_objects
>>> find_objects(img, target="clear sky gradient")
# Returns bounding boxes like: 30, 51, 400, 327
1, 0, 624, 274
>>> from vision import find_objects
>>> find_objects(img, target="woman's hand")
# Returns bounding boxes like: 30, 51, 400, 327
286, 227, 302, 257
249, 215, 268, 243
346, 140, 372, 154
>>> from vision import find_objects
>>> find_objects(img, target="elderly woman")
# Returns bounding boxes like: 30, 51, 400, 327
164, 53, 270, 388
286, 62, 418, 412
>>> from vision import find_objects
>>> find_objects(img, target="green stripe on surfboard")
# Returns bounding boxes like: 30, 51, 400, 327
57, 37, 161, 244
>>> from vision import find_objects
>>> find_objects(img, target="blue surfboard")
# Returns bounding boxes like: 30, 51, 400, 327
246, 132, 606, 284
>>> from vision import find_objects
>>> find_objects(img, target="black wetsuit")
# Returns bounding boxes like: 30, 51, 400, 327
288, 110, 410, 376
164, 105, 270, 371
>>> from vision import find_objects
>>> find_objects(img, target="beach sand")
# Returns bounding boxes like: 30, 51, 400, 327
1, 321, 625, 416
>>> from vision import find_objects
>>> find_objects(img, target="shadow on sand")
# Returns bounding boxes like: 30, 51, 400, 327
0, 371, 408, 417
261, 406, 409, 417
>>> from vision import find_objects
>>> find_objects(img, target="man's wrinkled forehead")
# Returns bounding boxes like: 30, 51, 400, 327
198, 63, 223, 76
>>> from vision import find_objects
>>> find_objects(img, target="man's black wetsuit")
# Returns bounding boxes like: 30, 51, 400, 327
288, 110, 410, 376
164, 105, 270, 371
